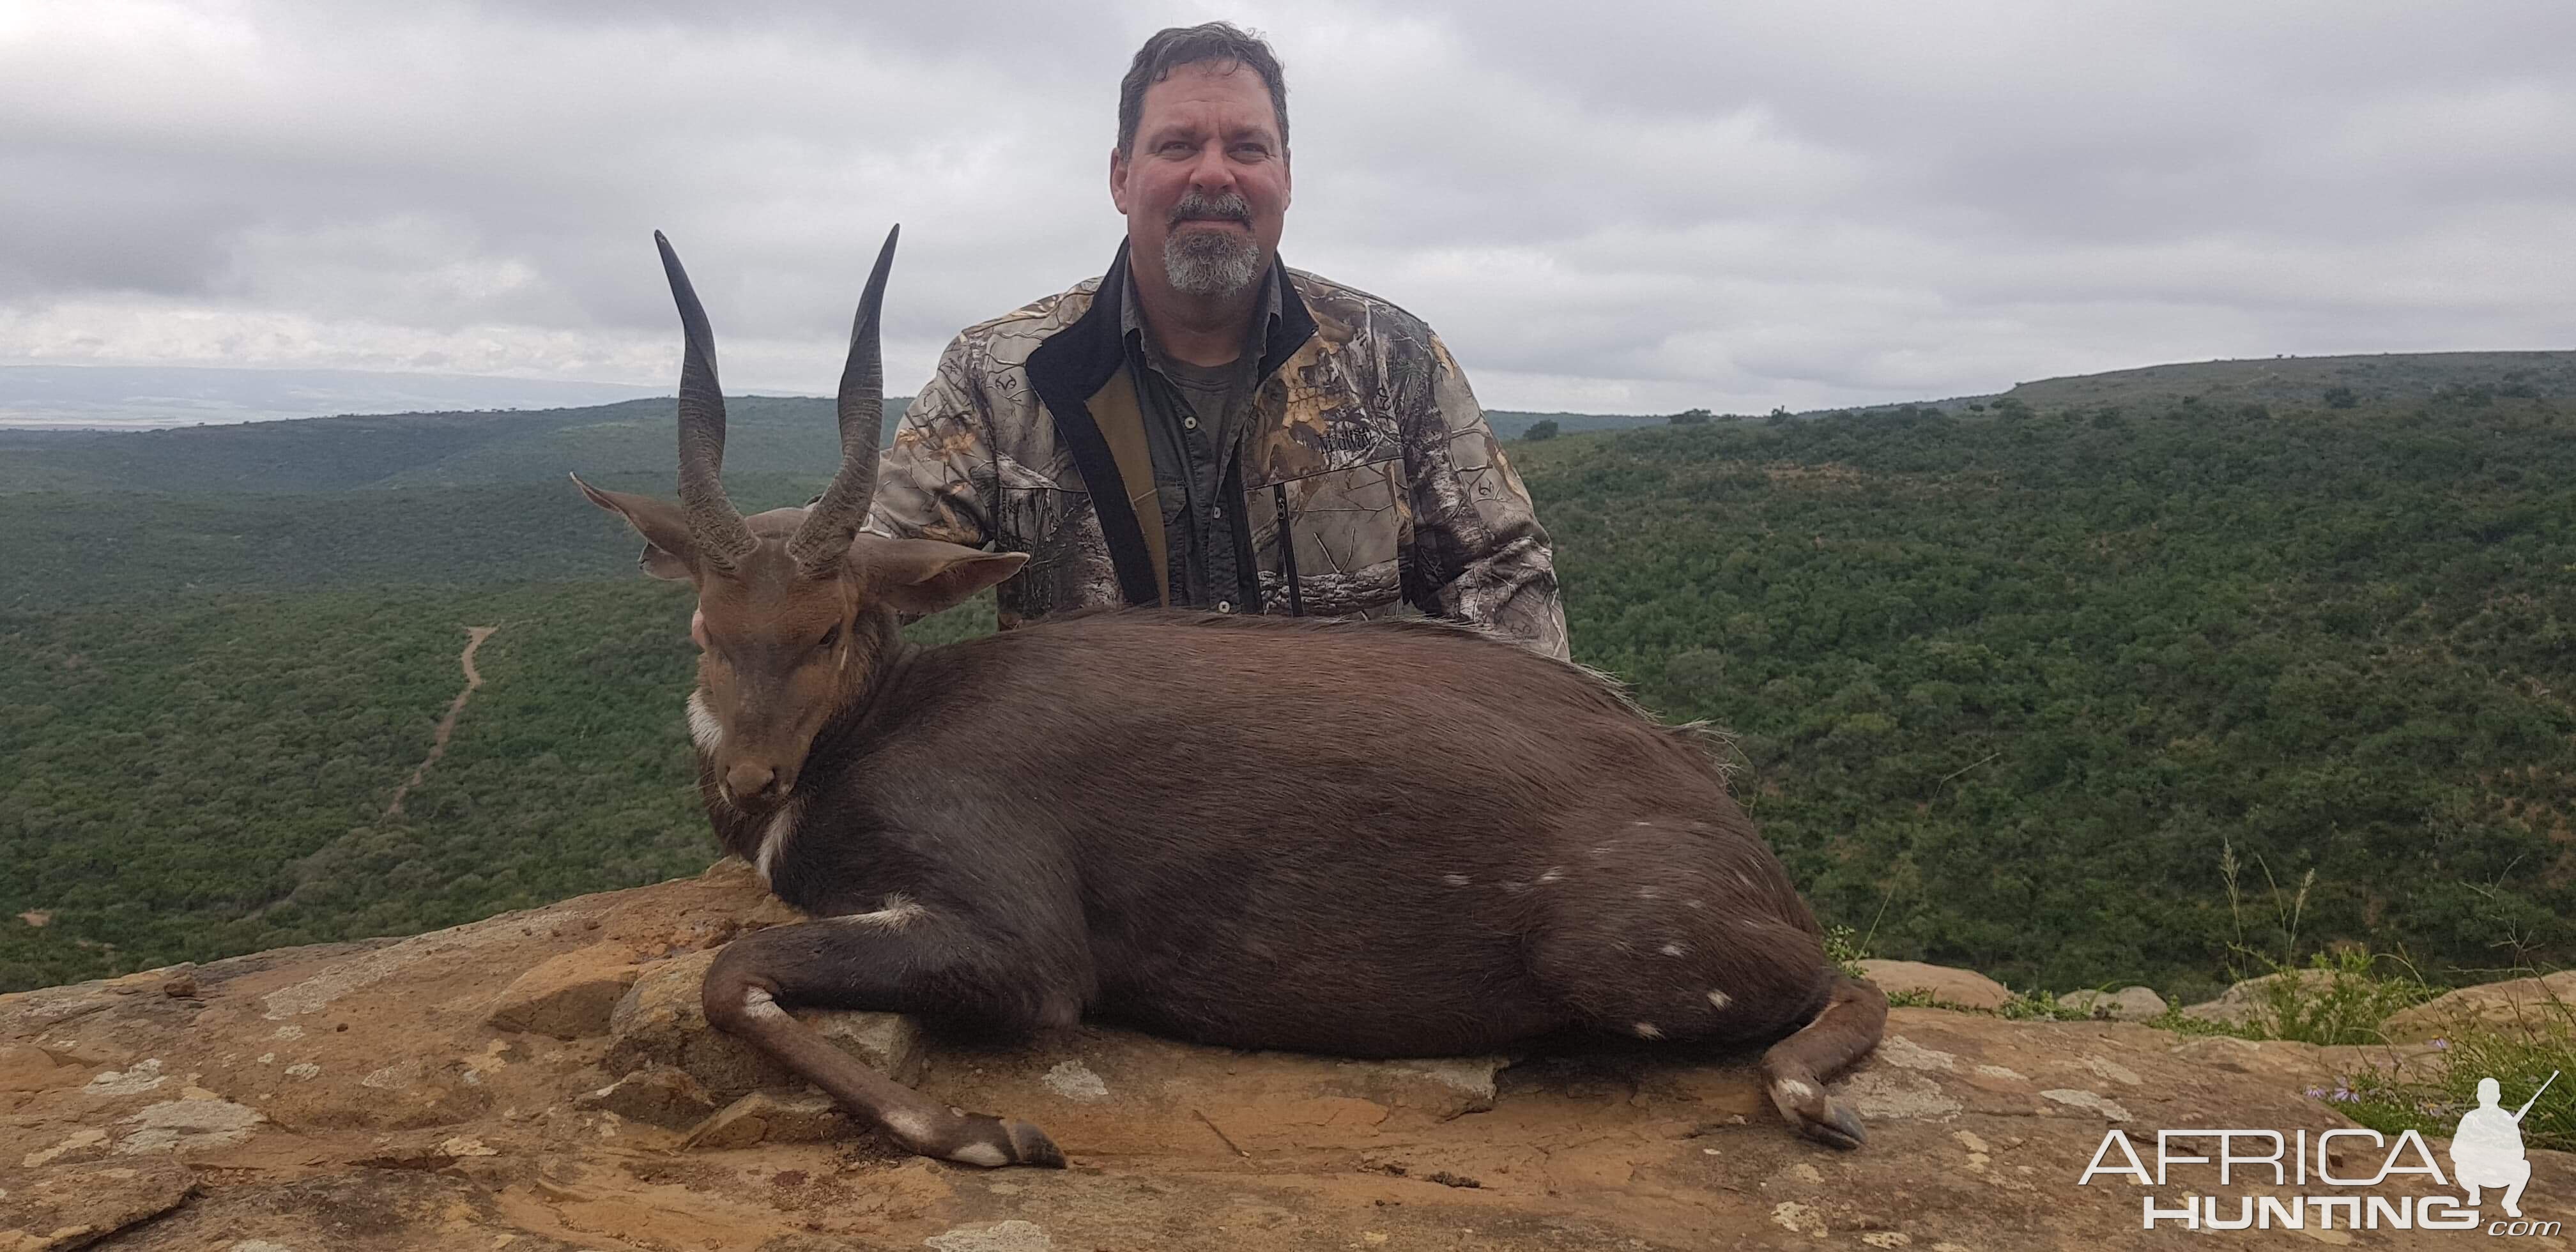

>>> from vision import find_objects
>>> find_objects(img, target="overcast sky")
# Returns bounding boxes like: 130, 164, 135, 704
4, 1, 2572, 415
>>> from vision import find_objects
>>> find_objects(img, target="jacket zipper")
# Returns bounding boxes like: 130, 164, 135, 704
1271, 482, 1303, 616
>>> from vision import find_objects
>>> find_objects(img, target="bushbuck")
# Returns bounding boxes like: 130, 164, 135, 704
572, 226, 1887, 1169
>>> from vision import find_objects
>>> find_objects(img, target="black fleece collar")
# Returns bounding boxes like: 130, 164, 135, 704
1023, 239, 1318, 607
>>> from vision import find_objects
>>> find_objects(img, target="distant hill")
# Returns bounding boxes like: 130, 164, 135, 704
0, 397, 901, 494
0, 365, 680, 430
1993, 350, 2576, 412
1485, 411, 1671, 439
0, 397, 1655, 494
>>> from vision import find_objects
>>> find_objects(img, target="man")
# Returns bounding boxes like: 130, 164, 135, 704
864, 22, 1570, 660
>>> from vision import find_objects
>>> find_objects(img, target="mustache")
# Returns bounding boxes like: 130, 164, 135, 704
1170, 190, 1252, 225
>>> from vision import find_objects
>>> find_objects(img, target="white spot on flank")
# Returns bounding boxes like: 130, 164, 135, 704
1632, 1022, 1664, 1039
754, 801, 801, 885
685, 690, 722, 752
1637, 886, 1663, 900
948, 1142, 1010, 1167
741, 988, 789, 1022
1684, 897, 1705, 910
1706, 989, 1733, 1009
1536, 867, 1565, 883
1440, 874, 1471, 887
1660, 943, 1687, 957
829, 894, 926, 929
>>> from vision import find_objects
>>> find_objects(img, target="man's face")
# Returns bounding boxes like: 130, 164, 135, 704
1111, 59, 1291, 300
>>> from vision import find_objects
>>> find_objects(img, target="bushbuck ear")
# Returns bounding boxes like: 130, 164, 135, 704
572, 474, 695, 581
855, 534, 1030, 615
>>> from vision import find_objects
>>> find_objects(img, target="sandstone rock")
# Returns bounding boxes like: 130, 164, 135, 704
0, 1157, 195, 1249
2056, 986, 2168, 1020
2381, 969, 2576, 1043
572, 1065, 721, 1129
602, 947, 923, 1098
486, 944, 642, 1039
0, 1044, 71, 1092
6, 867, 2572, 1250
679, 1090, 851, 1150
2177, 970, 2308, 1025
1853, 959, 2011, 1010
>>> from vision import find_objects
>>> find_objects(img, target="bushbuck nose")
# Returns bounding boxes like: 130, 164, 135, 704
726, 761, 780, 803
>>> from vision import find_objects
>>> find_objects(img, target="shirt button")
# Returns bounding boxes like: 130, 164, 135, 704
1183, 415, 1199, 430
1215, 600, 1232, 613
1211, 505, 1224, 520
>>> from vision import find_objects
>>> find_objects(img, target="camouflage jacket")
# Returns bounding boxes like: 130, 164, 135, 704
864, 241, 1570, 659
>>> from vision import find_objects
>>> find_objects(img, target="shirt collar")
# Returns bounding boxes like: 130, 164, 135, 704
1120, 251, 1287, 369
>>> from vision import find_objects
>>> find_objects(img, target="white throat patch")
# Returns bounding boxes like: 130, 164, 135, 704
685, 690, 722, 753
755, 800, 802, 886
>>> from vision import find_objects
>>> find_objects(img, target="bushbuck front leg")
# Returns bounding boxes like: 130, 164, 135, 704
700, 913, 1074, 1168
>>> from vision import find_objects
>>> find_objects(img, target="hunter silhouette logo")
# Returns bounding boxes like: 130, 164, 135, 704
2453, 1070, 2555, 1219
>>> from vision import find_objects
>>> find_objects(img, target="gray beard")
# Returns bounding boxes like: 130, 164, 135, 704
1163, 226, 1263, 297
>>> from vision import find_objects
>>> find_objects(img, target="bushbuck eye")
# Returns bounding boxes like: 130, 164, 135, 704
816, 623, 841, 653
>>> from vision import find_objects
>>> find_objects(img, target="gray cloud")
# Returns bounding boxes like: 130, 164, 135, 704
3, 0, 2570, 415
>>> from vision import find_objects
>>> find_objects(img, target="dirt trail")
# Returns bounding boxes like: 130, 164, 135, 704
385, 625, 498, 818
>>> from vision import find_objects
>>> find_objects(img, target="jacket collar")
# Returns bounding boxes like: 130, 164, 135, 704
1031, 238, 1318, 403
1023, 238, 1318, 607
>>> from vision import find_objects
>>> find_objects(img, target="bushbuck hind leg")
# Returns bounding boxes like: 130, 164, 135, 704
1759, 973, 1885, 1150
701, 917, 1076, 1168
1525, 818, 1878, 1147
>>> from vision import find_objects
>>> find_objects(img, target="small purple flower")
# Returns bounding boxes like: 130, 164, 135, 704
2307, 1087, 2328, 1099
2430, 1037, 2448, 1051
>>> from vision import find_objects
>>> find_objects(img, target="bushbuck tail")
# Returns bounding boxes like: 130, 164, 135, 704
572, 225, 1887, 1168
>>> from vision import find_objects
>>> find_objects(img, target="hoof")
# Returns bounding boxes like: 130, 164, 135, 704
1005, 1118, 1066, 1169
1797, 1099, 1867, 1151
937, 1113, 1066, 1169
1768, 1074, 1866, 1151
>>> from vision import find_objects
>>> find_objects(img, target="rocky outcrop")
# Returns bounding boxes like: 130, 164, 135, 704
3, 860, 2565, 1251
2175, 969, 2328, 1026
2381, 970, 2576, 1043
1852, 959, 2012, 1010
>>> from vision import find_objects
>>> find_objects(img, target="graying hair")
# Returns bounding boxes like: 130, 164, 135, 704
1116, 22, 1289, 156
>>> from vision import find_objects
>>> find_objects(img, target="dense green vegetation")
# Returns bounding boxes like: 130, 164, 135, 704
1515, 395, 2575, 996
4, 369, 2572, 1000
0, 579, 992, 991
